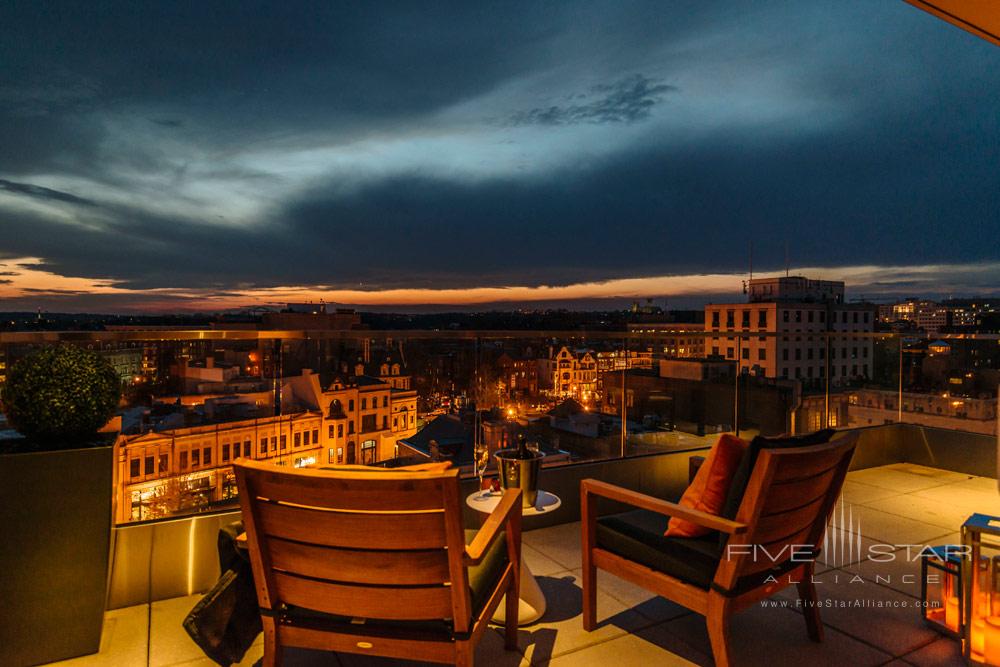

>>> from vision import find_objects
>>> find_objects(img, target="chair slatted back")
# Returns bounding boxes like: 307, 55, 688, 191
233, 460, 473, 632
715, 432, 858, 587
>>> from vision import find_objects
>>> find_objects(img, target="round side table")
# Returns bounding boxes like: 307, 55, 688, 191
466, 489, 561, 625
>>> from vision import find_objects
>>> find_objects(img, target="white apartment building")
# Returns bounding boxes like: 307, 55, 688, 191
705, 277, 875, 384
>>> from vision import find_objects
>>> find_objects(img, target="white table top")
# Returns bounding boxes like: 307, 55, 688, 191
466, 489, 561, 516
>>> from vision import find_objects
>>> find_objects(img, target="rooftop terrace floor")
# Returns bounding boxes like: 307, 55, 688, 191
51, 463, 1000, 667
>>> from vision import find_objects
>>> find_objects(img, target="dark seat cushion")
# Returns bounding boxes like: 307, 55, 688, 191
596, 509, 723, 589
467, 528, 508, 616
282, 528, 508, 637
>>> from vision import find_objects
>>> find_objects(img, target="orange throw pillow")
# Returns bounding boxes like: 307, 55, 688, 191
665, 433, 748, 538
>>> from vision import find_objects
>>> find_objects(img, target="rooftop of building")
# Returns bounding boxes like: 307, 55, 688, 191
51, 460, 998, 667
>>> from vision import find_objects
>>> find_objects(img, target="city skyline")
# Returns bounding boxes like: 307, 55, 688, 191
1, 2, 999, 313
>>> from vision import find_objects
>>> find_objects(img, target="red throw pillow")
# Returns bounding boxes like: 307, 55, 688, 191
665, 433, 748, 538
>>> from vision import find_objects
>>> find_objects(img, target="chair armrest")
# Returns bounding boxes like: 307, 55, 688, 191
580, 478, 747, 535
465, 488, 522, 565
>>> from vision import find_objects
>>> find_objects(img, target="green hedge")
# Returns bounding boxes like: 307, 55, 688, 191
1, 346, 120, 448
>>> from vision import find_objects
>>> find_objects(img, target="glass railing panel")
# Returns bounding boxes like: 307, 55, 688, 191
0, 328, 994, 531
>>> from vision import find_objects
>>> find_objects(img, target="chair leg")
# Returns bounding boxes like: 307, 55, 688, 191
262, 616, 282, 667
706, 591, 732, 667
581, 552, 597, 631
504, 572, 519, 650
581, 484, 597, 631
797, 566, 824, 642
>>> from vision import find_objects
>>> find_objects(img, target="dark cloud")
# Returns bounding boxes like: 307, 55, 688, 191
506, 75, 676, 126
0, 179, 97, 207
0, 1, 997, 310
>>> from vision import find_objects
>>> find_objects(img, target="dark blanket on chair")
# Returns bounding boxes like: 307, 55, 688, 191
182, 521, 261, 666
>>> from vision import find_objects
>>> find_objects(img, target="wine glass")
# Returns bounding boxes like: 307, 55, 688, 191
474, 442, 490, 499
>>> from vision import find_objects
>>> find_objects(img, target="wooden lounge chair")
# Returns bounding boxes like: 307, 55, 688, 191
581, 431, 859, 667
233, 459, 522, 666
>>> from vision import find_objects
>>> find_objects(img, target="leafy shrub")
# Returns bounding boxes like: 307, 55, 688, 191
1, 346, 120, 448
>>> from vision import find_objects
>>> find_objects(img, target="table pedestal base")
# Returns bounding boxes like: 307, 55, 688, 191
492, 561, 545, 626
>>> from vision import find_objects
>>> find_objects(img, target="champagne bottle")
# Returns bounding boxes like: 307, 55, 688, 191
516, 433, 530, 459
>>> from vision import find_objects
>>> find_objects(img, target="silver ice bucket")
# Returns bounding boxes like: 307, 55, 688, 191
495, 449, 544, 507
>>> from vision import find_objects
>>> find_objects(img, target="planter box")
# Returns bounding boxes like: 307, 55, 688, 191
0, 444, 114, 666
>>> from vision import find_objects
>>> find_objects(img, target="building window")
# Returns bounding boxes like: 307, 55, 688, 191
726, 310, 735, 328
144, 456, 154, 475
382, 415, 388, 429
294, 432, 301, 447
270, 436, 277, 451
244, 440, 251, 457
260, 438, 267, 454
807, 348, 813, 360
726, 347, 734, 359
179, 451, 188, 469
328, 425, 335, 439
795, 310, 802, 323
348, 399, 354, 411
795, 349, 802, 361
711, 312, 720, 328
280, 435, 287, 450
783, 310, 790, 323
204, 447, 212, 465
130, 458, 141, 478
338, 424, 344, 437
807, 311, 814, 323
361, 398, 367, 410
782, 349, 789, 361
711, 346, 719, 356
348, 420, 355, 434
337, 447, 344, 464
741, 348, 750, 360
361, 414, 376, 432
361, 439, 377, 465
312, 429, 319, 444
192, 449, 200, 466
222, 444, 230, 462
758, 349, 766, 361
758, 310, 767, 327
741, 310, 750, 328
382, 396, 388, 407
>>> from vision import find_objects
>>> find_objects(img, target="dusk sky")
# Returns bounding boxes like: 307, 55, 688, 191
0, 1, 998, 313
